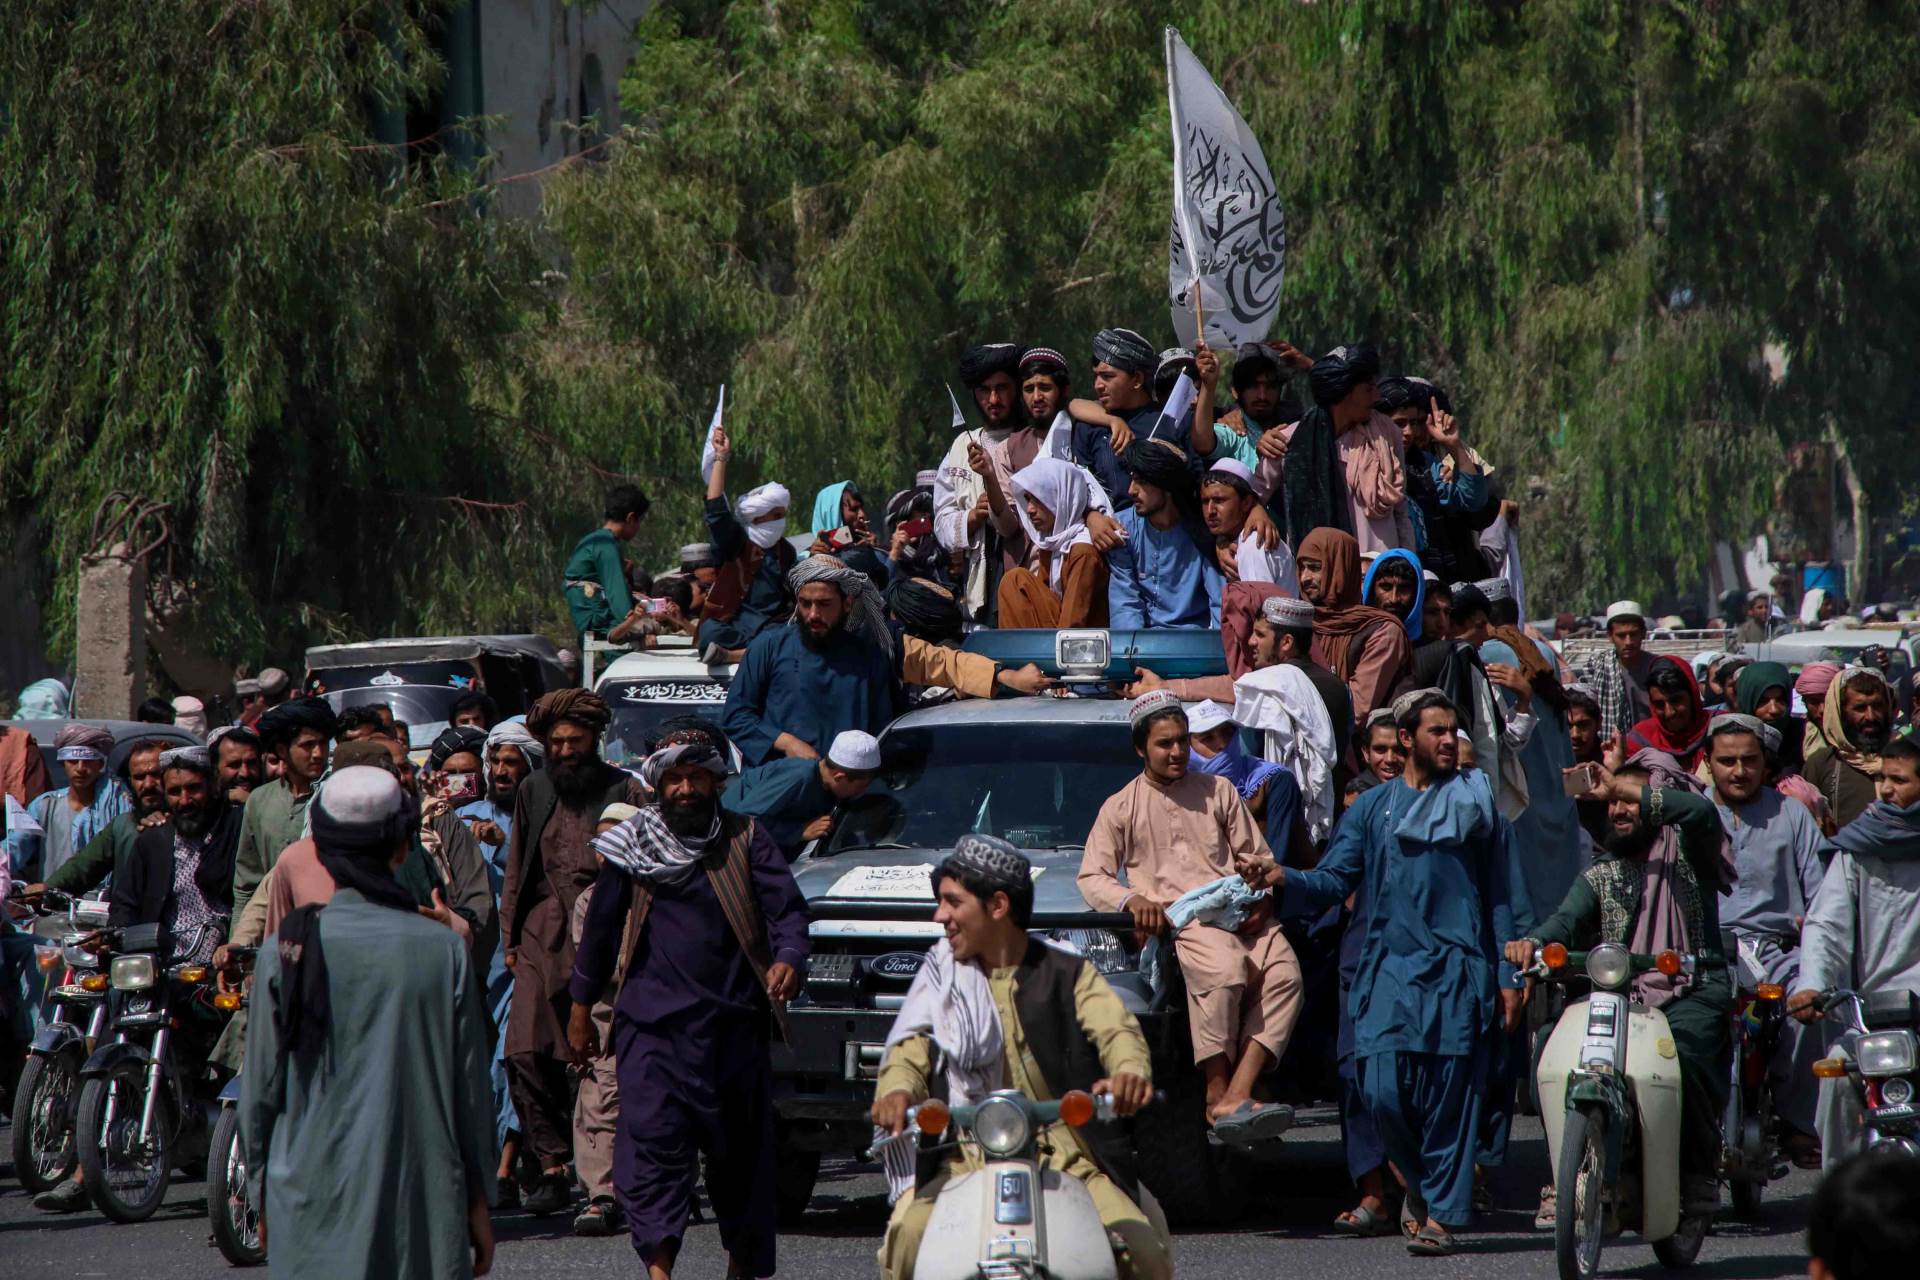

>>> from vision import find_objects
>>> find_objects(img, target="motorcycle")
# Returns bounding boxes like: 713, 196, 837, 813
7, 886, 111, 1193
206, 944, 265, 1266
878, 1089, 1142, 1280
72, 918, 231, 1223
1526, 942, 1714, 1280
1722, 931, 1791, 1218
1811, 988, 1920, 1158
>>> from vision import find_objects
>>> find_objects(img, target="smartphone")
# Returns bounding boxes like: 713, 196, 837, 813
441, 772, 481, 803
900, 514, 933, 540
823, 526, 858, 551
640, 596, 675, 616
1562, 762, 1601, 798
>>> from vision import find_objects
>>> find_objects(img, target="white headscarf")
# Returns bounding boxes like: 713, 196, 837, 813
1008, 458, 1093, 589
737, 482, 792, 550
484, 717, 545, 788
1231, 663, 1336, 842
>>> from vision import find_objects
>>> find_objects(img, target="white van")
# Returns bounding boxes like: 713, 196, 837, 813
590, 638, 737, 771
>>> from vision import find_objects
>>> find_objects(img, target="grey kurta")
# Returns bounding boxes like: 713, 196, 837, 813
242, 890, 495, 1279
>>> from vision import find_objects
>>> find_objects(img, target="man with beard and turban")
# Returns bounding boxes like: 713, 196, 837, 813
1804, 665, 1896, 829
1296, 528, 1412, 720
699, 428, 797, 660
569, 736, 810, 1280
501, 688, 643, 1216
1790, 735, 1920, 1165
724, 557, 902, 767
1251, 690, 1521, 1255
1107, 440, 1221, 630
1517, 748, 1737, 1217
1079, 694, 1303, 1137
6, 723, 131, 885
1071, 327, 1201, 504
565, 483, 651, 642
1375, 377, 1494, 583
232, 696, 336, 922
1282, 345, 1415, 553
242, 766, 496, 1280
210, 725, 266, 805
109, 748, 240, 956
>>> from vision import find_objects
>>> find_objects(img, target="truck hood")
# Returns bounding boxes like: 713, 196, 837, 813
791, 845, 1094, 916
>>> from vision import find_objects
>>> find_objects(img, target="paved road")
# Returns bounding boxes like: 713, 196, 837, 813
2, 1109, 1816, 1278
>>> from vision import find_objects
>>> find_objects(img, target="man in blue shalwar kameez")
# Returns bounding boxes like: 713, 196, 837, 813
1243, 688, 1519, 1256
569, 738, 811, 1280
722, 730, 880, 860
723, 557, 902, 767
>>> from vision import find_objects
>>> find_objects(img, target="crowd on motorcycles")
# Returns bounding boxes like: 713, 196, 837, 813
6, 333, 1920, 1280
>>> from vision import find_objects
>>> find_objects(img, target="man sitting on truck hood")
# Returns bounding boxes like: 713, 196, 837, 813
872, 834, 1170, 1280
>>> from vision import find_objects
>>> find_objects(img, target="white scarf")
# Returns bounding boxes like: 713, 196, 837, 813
883, 938, 1004, 1106
591, 807, 720, 886
1008, 458, 1094, 589
738, 482, 791, 550
1231, 663, 1337, 842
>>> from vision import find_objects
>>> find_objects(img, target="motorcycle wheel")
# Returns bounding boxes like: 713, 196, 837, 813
1653, 1211, 1710, 1268
75, 1060, 173, 1223
208, 1106, 266, 1266
10, 1051, 82, 1193
1555, 1107, 1608, 1280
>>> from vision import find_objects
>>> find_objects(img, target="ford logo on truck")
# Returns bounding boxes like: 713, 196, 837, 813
869, 952, 924, 982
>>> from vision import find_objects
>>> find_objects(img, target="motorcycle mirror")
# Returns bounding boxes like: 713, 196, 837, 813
916, 1099, 950, 1137
1540, 943, 1568, 970
1755, 983, 1785, 1001
1812, 1058, 1848, 1079
1655, 950, 1683, 977
1059, 1091, 1095, 1128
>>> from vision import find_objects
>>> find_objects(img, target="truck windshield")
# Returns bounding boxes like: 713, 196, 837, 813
825, 719, 1141, 854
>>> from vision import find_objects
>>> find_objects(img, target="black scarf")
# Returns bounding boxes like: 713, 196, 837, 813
1281, 406, 1351, 546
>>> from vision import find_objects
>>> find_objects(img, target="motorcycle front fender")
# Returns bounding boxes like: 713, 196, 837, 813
915, 1161, 1119, 1280
29, 1021, 87, 1059
218, 1075, 244, 1104
79, 1038, 153, 1080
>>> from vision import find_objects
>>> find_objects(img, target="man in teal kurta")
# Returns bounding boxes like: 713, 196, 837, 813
564, 483, 650, 638
721, 729, 880, 859
242, 766, 495, 1279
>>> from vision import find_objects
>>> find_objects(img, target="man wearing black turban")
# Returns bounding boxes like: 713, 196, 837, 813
1281, 344, 1382, 547
933, 342, 1036, 621
881, 576, 1052, 703
1376, 375, 1495, 582
1068, 327, 1206, 513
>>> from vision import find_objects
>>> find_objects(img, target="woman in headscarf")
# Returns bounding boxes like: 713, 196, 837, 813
1282, 345, 1415, 553
809, 480, 872, 546
995, 458, 1109, 629
1624, 657, 1711, 771
1297, 528, 1411, 719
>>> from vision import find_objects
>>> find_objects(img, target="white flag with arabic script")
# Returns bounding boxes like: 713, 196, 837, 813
1165, 27, 1286, 349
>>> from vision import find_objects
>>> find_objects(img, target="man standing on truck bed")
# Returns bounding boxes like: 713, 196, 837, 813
564, 482, 651, 642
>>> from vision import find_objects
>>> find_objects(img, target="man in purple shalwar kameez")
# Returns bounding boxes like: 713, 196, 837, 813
568, 735, 811, 1279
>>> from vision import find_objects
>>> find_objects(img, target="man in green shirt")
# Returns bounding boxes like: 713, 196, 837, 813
231, 697, 336, 922
563, 482, 651, 639
31, 739, 170, 897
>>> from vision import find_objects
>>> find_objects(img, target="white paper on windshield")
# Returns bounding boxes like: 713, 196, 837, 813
825, 862, 1045, 899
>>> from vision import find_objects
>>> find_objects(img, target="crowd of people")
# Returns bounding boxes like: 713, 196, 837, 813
3, 330, 1919, 1279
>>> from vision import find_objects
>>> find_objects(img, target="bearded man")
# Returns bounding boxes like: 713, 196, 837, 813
1803, 665, 1895, 828
500, 688, 643, 1216
569, 737, 810, 1280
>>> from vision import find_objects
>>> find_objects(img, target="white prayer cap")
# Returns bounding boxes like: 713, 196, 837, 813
172, 695, 208, 737
1127, 689, 1184, 728
1473, 577, 1514, 604
827, 730, 882, 773
1187, 700, 1235, 735
1604, 600, 1645, 625
599, 802, 641, 826
1261, 596, 1316, 629
1206, 458, 1256, 491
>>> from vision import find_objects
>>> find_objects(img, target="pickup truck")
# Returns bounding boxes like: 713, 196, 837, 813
767, 682, 1249, 1228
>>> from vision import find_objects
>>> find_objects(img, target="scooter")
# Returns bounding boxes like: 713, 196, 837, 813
880, 1089, 1139, 1280
1526, 942, 1714, 1280
1811, 988, 1920, 1158
1722, 931, 1790, 1218
206, 944, 265, 1266
7, 886, 110, 1193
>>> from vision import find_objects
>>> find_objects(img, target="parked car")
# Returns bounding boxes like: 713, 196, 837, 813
303, 635, 570, 751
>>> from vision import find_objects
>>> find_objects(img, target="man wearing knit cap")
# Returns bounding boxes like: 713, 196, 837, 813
1576, 600, 1656, 740
500, 687, 644, 1215
1079, 692, 1303, 1139
722, 728, 880, 861
1067, 326, 1205, 509
570, 734, 809, 1278
1201, 458, 1298, 593
256, 666, 292, 708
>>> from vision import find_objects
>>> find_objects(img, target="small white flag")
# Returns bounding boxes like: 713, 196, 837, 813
6, 793, 42, 836
698, 385, 726, 484
1146, 372, 1198, 441
1165, 27, 1286, 348
1042, 409, 1075, 461
945, 383, 968, 432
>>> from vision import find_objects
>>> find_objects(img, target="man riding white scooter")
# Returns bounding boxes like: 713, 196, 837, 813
870, 835, 1171, 1280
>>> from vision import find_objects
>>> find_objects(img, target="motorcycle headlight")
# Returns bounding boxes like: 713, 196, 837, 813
972, 1096, 1032, 1159
1857, 1032, 1918, 1077
1044, 928, 1130, 975
110, 954, 156, 991
1585, 943, 1632, 991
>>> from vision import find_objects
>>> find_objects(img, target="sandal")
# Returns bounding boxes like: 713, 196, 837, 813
1785, 1132, 1823, 1170
1534, 1184, 1556, 1231
1407, 1224, 1457, 1257
1400, 1195, 1427, 1240
1333, 1202, 1396, 1237
1211, 1100, 1296, 1147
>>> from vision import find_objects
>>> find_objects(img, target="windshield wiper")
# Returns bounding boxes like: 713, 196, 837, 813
1049, 843, 1085, 851
834, 841, 920, 853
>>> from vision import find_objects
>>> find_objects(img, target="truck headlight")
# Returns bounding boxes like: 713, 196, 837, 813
1858, 1032, 1918, 1077
972, 1096, 1032, 1158
1054, 630, 1111, 680
110, 955, 156, 991
1585, 943, 1631, 991
1044, 929, 1130, 975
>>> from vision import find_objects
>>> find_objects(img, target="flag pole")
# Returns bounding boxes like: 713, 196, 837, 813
1192, 275, 1206, 347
